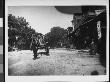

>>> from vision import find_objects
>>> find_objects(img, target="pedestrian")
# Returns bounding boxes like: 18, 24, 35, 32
30, 34, 38, 59
89, 39, 97, 55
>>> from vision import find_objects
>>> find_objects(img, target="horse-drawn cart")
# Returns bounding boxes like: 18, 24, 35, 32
30, 34, 49, 59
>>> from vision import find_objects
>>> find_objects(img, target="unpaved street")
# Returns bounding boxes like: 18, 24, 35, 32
8, 48, 105, 75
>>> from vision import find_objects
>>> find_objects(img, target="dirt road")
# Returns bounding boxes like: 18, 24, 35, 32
8, 48, 105, 75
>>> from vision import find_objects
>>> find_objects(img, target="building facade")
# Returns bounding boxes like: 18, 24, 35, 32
67, 6, 106, 49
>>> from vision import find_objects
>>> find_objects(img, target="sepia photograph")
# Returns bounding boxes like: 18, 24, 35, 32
5, 0, 109, 82
8, 6, 107, 76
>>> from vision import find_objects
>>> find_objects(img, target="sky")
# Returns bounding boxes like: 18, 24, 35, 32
8, 6, 73, 34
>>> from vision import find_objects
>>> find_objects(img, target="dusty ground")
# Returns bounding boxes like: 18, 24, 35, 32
8, 48, 106, 76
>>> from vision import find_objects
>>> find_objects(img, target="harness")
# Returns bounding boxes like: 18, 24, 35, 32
30, 34, 46, 49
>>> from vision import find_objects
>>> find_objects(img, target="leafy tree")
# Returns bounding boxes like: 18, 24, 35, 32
8, 14, 38, 50
44, 26, 67, 48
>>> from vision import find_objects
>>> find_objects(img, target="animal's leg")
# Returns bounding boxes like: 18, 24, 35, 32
35, 48, 38, 58
33, 48, 38, 58
45, 46, 49, 56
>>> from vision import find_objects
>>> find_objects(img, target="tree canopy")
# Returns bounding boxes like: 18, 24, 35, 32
8, 14, 70, 50
44, 26, 68, 48
8, 14, 38, 50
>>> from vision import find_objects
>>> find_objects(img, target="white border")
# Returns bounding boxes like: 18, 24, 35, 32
6, 0, 108, 6
5, 0, 109, 82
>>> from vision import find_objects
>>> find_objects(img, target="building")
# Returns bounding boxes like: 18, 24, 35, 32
67, 6, 107, 67
71, 6, 105, 31
67, 6, 106, 49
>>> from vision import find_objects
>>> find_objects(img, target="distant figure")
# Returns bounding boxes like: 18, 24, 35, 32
89, 39, 97, 55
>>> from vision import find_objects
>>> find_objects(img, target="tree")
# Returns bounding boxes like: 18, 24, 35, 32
8, 14, 38, 50
44, 26, 67, 48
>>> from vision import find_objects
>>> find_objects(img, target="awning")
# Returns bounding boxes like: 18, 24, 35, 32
68, 10, 106, 37
74, 10, 106, 31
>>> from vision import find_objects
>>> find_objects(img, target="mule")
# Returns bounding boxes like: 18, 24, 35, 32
30, 34, 49, 59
